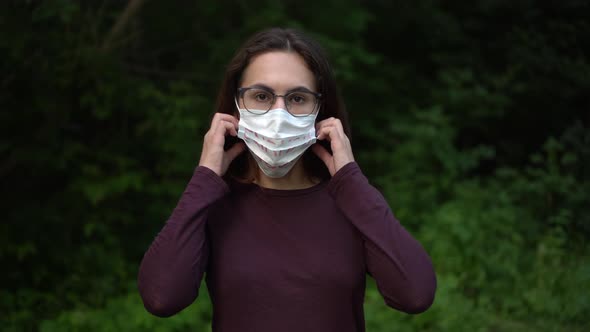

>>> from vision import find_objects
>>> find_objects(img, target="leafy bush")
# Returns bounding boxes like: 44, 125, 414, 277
39, 284, 212, 332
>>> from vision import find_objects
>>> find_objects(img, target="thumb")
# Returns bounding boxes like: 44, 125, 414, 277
226, 141, 246, 161
311, 143, 332, 166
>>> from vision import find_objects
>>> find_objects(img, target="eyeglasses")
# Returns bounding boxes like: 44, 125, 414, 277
237, 87, 321, 117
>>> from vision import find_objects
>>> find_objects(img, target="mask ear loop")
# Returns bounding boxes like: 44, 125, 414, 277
233, 97, 243, 121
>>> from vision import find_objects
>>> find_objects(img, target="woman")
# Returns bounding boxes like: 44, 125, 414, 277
138, 27, 436, 331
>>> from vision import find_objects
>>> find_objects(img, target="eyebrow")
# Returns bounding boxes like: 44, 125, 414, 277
247, 83, 317, 95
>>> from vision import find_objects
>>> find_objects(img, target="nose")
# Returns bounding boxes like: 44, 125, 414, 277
271, 95, 288, 110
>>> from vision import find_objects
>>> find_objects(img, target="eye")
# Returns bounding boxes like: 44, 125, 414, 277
254, 92, 271, 102
288, 93, 306, 104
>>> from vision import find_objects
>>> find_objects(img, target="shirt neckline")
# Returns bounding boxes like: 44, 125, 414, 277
257, 180, 328, 197
232, 179, 328, 197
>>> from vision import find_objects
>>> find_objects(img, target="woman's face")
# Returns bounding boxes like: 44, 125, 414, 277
238, 51, 317, 111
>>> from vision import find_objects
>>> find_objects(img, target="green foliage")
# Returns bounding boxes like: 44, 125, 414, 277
1, 0, 588, 331
39, 284, 212, 332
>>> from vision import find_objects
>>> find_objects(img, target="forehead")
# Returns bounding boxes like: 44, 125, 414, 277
241, 51, 317, 92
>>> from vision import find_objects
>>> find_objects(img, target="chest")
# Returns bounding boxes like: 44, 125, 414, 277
206, 193, 366, 295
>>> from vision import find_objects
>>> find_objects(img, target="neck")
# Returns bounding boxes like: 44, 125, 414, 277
254, 159, 318, 190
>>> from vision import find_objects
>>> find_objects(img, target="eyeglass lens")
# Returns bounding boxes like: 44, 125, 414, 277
242, 88, 317, 116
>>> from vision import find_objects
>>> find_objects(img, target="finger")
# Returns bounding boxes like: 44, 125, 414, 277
316, 120, 340, 133
316, 126, 338, 141
220, 113, 239, 128
316, 127, 328, 141
329, 118, 345, 135
222, 121, 238, 137
321, 118, 346, 136
311, 143, 332, 165
316, 126, 326, 141
315, 119, 332, 131
213, 120, 238, 140
316, 116, 338, 126
213, 112, 238, 122
212, 113, 239, 131
316, 122, 335, 130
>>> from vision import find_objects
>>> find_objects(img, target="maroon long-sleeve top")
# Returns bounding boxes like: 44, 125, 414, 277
138, 162, 436, 331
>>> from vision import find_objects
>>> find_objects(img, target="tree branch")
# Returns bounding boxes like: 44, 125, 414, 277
101, 0, 145, 53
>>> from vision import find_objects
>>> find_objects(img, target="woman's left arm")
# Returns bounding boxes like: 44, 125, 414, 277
327, 162, 437, 313
313, 118, 437, 314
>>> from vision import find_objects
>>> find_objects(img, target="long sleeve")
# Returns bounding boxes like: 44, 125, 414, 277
327, 162, 437, 314
138, 166, 229, 317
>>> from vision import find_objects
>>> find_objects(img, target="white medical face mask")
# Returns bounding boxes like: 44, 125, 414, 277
235, 100, 318, 178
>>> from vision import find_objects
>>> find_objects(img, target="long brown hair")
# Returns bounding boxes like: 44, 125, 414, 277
215, 27, 350, 182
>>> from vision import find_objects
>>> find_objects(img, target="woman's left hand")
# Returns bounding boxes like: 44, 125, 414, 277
312, 117, 355, 176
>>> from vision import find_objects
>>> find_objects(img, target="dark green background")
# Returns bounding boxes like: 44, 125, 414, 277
1, 1, 588, 331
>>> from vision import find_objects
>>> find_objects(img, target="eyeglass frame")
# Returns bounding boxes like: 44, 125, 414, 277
236, 86, 322, 117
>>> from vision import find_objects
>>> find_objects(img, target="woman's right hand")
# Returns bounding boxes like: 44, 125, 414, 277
198, 113, 246, 176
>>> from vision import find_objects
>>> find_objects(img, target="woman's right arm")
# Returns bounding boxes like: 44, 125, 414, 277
137, 167, 228, 317
138, 113, 245, 317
